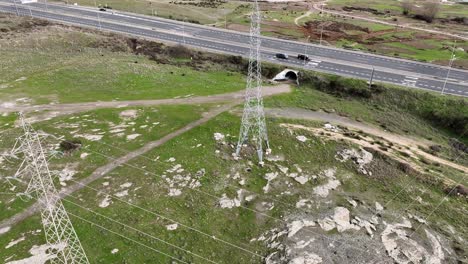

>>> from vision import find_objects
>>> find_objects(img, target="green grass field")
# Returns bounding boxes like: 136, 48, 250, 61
0, 48, 246, 105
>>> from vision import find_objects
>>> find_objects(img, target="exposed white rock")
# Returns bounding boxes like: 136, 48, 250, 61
119, 182, 133, 189
295, 239, 313, 249
334, 207, 359, 232
80, 153, 89, 159
264, 172, 278, 181
245, 195, 256, 202
0, 226, 11, 235
317, 218, 336, 231
115, 190, 129, 197
75, 134, 103, 141
263, 172, 278, 193
168, 188, 182, 197
296, 135, 308, 142
119, 109, 138, 119
375, 202, 384, 211
219, 189, 244, 209
111, 248, 119, 254
425, 230, 444, 264
277, 165, 289, 174
289, 253, 323, 264
347, 199, 358, 207
166, 224, 178, 231
295, 199, 313, 209
352, 217, 376, 237
214, 133, 225, 141
126, 134, 141, 140
324, 123, 340, 133
313, 179, 340, 197
380, 219, 446, 263
287, 220, 315, 237
408, 213, 427, 224
5, 236, 26, 249
6, 244, 64, 264
58, 167, 76, 187
318, 207, 359, 233
313, 168, 340, 198
167, 157, 176, 162
335, 148, 373, 175
164, 167, 204, 196
294, 175, 309, 185
99, 196, 112, 208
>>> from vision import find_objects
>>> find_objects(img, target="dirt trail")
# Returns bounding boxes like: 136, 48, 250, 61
1, 84, 290, 117
0, 85, 291, 231
294, 10, 314, 26
312, 1, 468, 41
266, 107, 468, 176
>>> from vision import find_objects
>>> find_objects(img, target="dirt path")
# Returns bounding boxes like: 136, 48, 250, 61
294, 10, 314, 26
266, 107, 468, 176
312, 1, 468, 41
0, 85, 291, 231
1, 84, 290, 119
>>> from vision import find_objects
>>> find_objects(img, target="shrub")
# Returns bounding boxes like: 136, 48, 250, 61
59, 139, 82, 152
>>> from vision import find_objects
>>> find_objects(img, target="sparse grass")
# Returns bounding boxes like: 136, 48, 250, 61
0, 104, 207, 222
328, 0, 468, 18
1, 111, 466, 263
264, 75, 468, 166
49, 0, 245, 25
383, 40, 468, 62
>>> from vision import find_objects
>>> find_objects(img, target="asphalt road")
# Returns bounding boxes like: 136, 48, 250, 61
1, 0, 468, 97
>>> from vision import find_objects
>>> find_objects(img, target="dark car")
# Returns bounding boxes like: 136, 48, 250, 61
275, 53, 288, 59
297, 54, 310, 61
99, 8, 106, 11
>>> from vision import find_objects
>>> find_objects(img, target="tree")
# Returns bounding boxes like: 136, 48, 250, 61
420, 1, 440, 23
401, 0, 413, 16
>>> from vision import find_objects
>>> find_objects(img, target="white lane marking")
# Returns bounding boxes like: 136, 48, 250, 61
402, 76, 419, 87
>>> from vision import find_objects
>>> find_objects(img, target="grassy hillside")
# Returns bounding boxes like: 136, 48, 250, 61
0, 14, 467, 263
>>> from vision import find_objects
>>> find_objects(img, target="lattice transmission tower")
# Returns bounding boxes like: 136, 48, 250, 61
235, 0, 270, 164
11, 113, 89, 264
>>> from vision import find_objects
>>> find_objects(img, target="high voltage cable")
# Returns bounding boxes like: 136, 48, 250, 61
67, 212, 189, 264
66, 178, 265, 259
360, 127, 468, 263
63, 195, 220, 264
61, 141, 375, 257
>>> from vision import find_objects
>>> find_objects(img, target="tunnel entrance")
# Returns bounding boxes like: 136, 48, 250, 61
272, 69, 299, 84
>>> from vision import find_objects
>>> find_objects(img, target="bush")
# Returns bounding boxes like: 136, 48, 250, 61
59, 139, 82, 152
166, 44, 192, 59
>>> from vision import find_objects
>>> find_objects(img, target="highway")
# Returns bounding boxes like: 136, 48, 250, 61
1, 0, 467, 97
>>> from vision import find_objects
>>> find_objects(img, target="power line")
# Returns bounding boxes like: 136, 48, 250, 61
67, 212, 189, 264
63, 196, 220, 264
66, 178, 264, 259
360, 128, 468, 263
62, 142, 374, 257
45, 131, 376, 258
